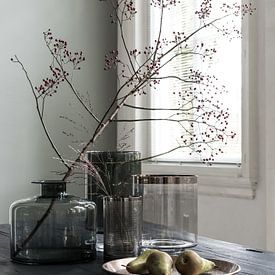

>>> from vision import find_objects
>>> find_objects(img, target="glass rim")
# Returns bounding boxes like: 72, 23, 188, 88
133, 174, 197, 184
86, 150, 141, 154
103, 195, 142, 202
31, 180, 66, 185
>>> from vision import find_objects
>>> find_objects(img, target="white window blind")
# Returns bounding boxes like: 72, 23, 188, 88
149, 0, 242, 164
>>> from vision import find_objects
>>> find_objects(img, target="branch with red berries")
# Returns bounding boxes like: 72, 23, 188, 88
11, 0, 255, 254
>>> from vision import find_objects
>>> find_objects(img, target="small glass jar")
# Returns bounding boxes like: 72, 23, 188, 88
134, 175, 198, 255
9, 180, 97, 264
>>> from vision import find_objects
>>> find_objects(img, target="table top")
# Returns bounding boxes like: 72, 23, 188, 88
1, 224, 275, 275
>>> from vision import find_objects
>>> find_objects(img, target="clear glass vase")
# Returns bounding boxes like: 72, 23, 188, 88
9, 180, 97, 264
134, 175, 198, 255
85, 151, 141, 251
103, 196, 143, 260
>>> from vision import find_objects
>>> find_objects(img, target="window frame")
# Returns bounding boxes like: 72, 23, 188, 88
117, 0, 257, 199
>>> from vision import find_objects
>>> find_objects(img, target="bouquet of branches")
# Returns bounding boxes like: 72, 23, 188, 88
11, 0, 254, 256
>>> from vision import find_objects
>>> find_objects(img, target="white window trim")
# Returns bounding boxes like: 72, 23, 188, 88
117, 0, 258, 199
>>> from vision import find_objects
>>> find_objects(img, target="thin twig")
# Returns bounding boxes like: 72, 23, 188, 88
12, 56, 70, 170
44, 42, 101, 124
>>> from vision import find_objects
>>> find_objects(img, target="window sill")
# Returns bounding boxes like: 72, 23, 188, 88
142, 162, 257, 199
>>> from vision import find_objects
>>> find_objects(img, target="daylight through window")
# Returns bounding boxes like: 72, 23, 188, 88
149, 0, 242, 164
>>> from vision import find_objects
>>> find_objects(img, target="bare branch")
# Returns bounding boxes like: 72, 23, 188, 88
11, 55, 70, 170
43, 38, 101, 124
124, 103, 199, 112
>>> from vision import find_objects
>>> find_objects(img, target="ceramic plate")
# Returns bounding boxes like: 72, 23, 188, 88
102, 257, 241, 275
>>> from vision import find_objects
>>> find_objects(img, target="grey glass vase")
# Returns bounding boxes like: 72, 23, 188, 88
85, 151, 141, 233
9, 180, 97, 264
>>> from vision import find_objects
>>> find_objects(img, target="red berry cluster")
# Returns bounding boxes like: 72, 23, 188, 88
118, 0, 137, 21
35, 29, 86, 96
104, 50, 119, 70
44, 29, 86, 70
195, 0, 213, 19
151, 0, 180, 8
35, 66, 68, 96
171, 66, 236, 162
221, 2, 255, 18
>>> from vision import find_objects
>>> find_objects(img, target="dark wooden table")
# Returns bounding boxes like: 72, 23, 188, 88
1, 224, 275, 274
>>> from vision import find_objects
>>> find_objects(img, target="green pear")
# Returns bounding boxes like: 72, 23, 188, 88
175, 250, 216, 275
146, 251, 173, 275
126, 249, 159, 274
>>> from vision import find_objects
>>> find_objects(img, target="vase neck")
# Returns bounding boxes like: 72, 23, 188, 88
32, 180, 67, 197
41, 182, 66, 197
